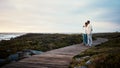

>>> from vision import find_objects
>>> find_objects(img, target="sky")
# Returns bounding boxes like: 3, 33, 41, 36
0, 0, 120, 33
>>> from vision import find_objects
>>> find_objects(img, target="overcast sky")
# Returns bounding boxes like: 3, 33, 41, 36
0, 0, 120, 33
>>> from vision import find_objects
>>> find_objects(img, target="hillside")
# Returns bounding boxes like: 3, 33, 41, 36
70, 32, 120, 68
0, 33, 83, 67
2, 37, 107, 68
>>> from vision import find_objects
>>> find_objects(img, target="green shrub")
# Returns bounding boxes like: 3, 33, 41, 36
70, 32, 120, 68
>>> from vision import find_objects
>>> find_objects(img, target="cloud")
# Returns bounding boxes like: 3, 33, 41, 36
93, 21, 120, 32
0, 0, 120, 33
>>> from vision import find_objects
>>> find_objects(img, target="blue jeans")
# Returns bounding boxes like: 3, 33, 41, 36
87, 34, 92, 46
82, 34, 87, 45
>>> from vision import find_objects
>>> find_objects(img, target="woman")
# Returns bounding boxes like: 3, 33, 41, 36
82, 22, 88, 45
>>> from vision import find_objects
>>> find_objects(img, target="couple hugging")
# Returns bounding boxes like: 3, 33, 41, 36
82, 20, 93, 47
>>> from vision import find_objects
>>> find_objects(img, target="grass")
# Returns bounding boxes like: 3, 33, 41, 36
0, 33, 83, 67
0, 33, 83, 59
70, 32, 120, 68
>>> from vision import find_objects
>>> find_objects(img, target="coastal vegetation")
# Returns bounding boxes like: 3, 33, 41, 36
1, 32, 120, 68
0, 33, 83, 67
0, 33, 82, 59
70, 32, 120, 68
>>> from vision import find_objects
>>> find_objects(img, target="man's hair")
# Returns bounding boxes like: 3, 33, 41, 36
87, 20, 90, 24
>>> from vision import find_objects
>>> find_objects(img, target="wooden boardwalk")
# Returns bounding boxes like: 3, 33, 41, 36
2, 38, 108, 68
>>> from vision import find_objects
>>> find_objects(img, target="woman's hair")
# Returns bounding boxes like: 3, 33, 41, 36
85, 22, 88, 27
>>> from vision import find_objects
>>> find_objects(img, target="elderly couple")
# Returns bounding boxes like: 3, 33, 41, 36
82, 20, 93, 47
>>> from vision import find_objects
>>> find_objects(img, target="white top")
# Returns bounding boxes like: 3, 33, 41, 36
82, 26, 87, 34
86, 24, 92, 34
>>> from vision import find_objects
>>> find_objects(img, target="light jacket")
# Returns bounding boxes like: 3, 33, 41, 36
86, 24, 92, 34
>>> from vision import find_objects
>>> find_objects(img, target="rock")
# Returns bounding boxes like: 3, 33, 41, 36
74, 66, 87, 68
80, 66, 87, 68
86, 60, 91, 65
82, 56, 90, 59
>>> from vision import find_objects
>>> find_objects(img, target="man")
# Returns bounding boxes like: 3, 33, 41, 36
86, 20, 93, 46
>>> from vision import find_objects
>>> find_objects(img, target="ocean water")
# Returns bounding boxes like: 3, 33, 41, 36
0, 33, 25, 41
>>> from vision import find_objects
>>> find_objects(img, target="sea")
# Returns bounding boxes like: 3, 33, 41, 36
0, 33, 25, 41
